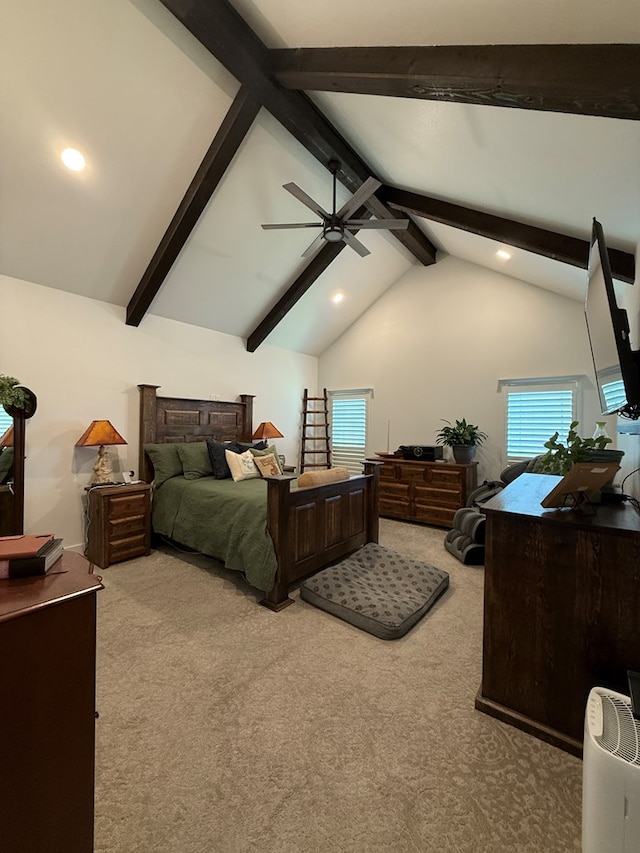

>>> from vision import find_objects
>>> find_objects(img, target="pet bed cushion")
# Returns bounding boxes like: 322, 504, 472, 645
300, 542, 449, 640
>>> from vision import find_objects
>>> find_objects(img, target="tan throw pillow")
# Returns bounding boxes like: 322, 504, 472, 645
225, 448, 259, 482
297, 467, 351, 489
253, 453, 281, 478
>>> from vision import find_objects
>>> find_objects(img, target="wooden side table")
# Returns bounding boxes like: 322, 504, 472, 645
85, 482, 151, 568
0, 551, 103, 852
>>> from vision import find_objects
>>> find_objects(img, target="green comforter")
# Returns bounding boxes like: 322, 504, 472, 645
151, 476, 279, 591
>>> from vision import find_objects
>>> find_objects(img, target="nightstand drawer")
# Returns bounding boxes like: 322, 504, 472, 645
107, 492, 149, 518
109, 533, 149, 563
108, 514, 147, 538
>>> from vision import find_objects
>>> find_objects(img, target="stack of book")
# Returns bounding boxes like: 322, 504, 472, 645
0, 534, 64, 580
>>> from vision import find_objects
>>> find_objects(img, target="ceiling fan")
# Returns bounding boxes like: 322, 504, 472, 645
261, 160, 409, 257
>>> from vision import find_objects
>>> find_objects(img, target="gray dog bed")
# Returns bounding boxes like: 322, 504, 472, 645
300, 542, 449, 640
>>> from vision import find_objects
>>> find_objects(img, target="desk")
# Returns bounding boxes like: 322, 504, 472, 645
476, 473, 640, 756
0, 551, 103, 851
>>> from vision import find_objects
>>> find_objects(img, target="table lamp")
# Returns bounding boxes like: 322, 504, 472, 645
76, 420, 127, 484
252, 422, 284, 442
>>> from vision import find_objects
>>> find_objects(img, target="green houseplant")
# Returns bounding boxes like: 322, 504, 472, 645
435, 418, 488, 464
0, 374, 37, 418
530, 421, 614, 475
0, 375, 29, 413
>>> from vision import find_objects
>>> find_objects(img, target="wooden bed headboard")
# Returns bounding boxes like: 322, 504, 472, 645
138, 384, 254, 483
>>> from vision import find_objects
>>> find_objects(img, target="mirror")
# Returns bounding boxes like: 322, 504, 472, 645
0, 387, 37, 536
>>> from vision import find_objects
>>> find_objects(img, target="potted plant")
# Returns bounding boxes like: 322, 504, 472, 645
435, 418, 488, 464
0, 375, 37, 418
530, 421, 620, 475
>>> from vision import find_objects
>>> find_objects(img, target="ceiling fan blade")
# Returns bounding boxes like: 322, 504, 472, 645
342, 230, 371, 257
336, 177, 382, 220
283, 183, 330, 219
301, 232, 327, 258
261, 223, 322, 230
346, 219, 410, 230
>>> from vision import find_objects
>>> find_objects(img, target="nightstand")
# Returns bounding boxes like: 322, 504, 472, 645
85, 483, 151, 568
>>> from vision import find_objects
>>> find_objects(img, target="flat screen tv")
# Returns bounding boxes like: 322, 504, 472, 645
584, 218, 640, 420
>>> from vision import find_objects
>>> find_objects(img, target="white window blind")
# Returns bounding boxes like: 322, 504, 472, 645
329, 390, 371, 474
0, 409, 12, 437
500, 377, 581, 461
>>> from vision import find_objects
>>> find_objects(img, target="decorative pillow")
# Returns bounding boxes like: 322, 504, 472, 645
250, 444, 283, 473
207, 439, 267, 479
176, 442, 213, 480
253, 453, 282, 478
225, 448, 260, 482
297, 467, 351, 489
144, 443, 183, 488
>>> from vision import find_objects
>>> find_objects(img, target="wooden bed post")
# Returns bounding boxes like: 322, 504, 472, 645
262, 476, 296, 611
363, 461, 381, 545
138, 384, 159, 483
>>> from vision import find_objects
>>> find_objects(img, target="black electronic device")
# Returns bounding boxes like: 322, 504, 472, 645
628, 670, 640, 720
398, 445, 443, 461
585, 218, 640, 420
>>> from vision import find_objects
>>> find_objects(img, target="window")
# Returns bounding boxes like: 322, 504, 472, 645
499, 377, 582, 461
0, 408, 11, 438
329, 389, 372, 474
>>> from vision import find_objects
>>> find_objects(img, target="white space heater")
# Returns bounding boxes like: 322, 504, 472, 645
582, 687, 640, 853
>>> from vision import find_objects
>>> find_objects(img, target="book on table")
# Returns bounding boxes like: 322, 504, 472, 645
0, 533, 55, 559
0, 538, 64, 579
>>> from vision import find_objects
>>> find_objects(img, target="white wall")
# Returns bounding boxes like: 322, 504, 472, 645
1, 275, 317, 548
319, 255, 639, 496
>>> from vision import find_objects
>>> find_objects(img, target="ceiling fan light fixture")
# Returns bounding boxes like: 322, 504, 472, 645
324, 224, 344, 243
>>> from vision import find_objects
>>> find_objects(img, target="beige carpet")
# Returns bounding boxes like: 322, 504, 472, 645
94, 519, 582, 852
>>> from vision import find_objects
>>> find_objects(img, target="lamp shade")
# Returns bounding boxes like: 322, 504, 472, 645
251, 421, 284, 441
0, 425, 13, 447
76, 420, 127, 447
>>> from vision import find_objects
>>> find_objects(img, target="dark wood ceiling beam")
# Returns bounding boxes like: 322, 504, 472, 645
271, 45, 640, 121
126, 86, 260, 326
247, 207, 376, 351
379, 185, 635, 283
247, 243, 346, 352
157, 0, 435, 266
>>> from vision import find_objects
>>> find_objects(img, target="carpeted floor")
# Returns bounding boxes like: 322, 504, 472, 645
94, 519, 582, 852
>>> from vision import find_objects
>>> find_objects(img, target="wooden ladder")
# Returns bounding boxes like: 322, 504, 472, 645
300, 388, 331, 473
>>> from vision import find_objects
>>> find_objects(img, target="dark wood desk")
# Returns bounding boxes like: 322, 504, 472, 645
476, 473, 640, 756
0, 551, 103, 852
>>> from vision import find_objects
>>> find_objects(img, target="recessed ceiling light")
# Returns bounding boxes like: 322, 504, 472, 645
61, 148, 86, 171
332, 292, 344, 304
496, 249, 511, 261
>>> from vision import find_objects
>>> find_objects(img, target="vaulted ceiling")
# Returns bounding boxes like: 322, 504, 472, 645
3, 0, 640, 355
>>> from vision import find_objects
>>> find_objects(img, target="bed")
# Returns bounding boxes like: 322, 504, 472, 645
138, 384, 380, 610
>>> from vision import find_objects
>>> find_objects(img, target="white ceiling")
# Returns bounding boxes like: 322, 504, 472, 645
2, 0, 639, 356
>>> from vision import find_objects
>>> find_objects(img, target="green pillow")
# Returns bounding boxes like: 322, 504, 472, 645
250, 444, 283, 473
176, 442, 213, 480
144, 443, 183, 488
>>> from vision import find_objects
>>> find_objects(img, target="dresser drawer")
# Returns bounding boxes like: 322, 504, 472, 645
415, 485, 462, 509
108, 514, 147, 539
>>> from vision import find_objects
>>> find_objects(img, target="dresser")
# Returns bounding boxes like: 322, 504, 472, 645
0, 551, 103, 852
476, 473, 640, 756
368, 457, 478, 527
86, 482, 152, 568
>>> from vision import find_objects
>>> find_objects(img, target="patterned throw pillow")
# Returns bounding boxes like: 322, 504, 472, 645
253, 453, 281, 478
225, 448, 260, 482
249, 444, 283, 473
207, 439, 267, 479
